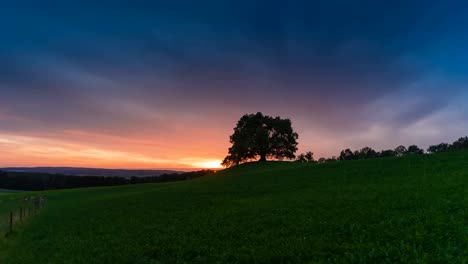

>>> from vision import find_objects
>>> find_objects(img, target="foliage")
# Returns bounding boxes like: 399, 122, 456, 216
356, 147, 377, 159
450, 136, 468, 150
339, 148, 356, 160
323, 135, 468, 163
427, 137, 468, 153
339, 147, 379, 160
406, 145, 424, 155
379, 149, 396, 157
427, 143, 450, 153
394, 145, 407, 157
0, 170, 215, 191
317, 156, 338, 163
222, 112, 299, 167
337, 144, 427, 161
296, 151, 314, 163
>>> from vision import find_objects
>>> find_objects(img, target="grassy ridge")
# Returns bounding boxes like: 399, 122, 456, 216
1, 152, 467, 263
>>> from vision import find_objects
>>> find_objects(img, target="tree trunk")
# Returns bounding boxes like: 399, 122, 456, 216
259, 154, 267, 162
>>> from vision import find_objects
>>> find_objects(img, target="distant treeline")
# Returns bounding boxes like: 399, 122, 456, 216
0, 170, 215, 191
296, 136, 468, 163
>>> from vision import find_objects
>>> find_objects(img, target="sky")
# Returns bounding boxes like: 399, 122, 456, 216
1, 0, 468, 169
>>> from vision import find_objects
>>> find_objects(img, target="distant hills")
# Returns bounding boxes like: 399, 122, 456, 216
0, 167, 183, 178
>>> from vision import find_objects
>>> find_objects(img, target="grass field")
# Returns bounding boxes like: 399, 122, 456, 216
0, 190, 21, 194
0, 151, 467, 263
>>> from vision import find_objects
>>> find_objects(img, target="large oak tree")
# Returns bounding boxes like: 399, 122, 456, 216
222, 112, 299, 167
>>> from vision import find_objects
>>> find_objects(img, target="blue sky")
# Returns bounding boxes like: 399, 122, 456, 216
1, 0, 468, 168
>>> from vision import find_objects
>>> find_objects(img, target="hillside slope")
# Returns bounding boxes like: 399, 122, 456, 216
1, 152, 467, 263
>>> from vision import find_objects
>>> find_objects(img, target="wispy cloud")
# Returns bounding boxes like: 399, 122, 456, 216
1, 0, 468, 165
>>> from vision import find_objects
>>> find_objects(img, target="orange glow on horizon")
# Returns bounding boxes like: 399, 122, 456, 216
0, 133, 227, 169
189, 160, 223, 169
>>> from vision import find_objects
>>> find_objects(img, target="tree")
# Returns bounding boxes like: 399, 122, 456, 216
357, 147, 377, 159
407, 145, 424, 155
427, 143, 449, 153
222, 112, 299, 167
394, 145, 407, 157
304, 151, 314, 162
339, 149, 355, 160
450, 136, 468, 150
296, 151, 314, 163
379, 149, 396, 158
296, 153, 307, 163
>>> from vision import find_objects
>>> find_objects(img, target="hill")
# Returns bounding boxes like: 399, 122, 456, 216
1, 152, 467, 263
0, 167, 182, 178
0, 170, 214, 191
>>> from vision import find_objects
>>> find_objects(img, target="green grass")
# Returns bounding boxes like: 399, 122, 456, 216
0, 189, 22, 194
1, 152, 467, 263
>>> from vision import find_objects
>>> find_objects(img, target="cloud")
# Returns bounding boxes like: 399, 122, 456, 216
1, 0, 468, 164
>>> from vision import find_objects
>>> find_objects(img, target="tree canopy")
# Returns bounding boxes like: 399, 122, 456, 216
296, 151, 314, 163
394, 145, 407, 157
406, 145, 424, 155
427, 143, 449, 153
222, 112, 299, 167
336, 144, 426, 162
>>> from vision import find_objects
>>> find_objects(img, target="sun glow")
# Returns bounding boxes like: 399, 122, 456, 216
0, 133, 227, 169
191, 160, 223, 169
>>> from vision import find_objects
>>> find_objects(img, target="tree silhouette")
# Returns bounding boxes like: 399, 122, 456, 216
394, 145, 407, 157
339, 149, 355, 160
296, 153, 307, 163
296, 151, 314, 163
357, 147, 377, 159
427, 143, 449, 153
222, 112, 299, 167
406, 145, 424, 155
451, 136, 468, 150
304, 151, 314, 162
379, 149, 396, 158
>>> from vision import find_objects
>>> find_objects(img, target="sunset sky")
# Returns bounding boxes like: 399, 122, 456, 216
1, 0, 468, 169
